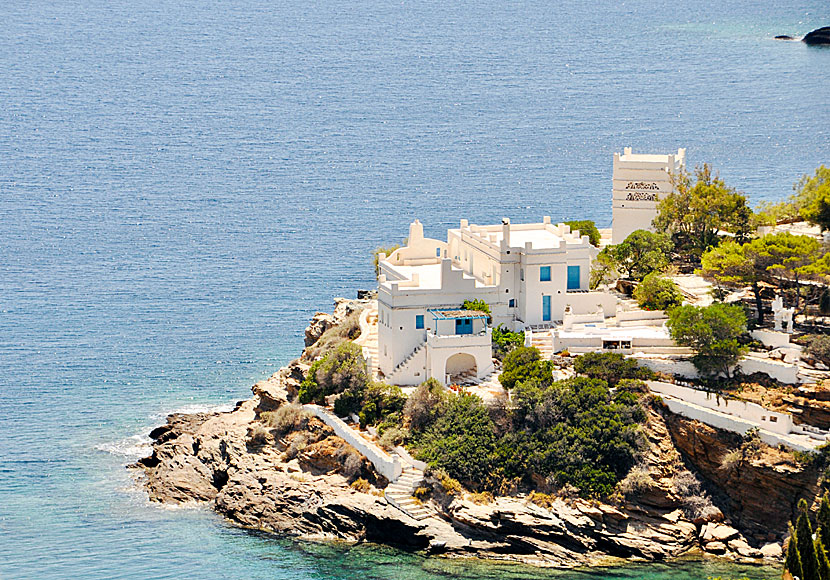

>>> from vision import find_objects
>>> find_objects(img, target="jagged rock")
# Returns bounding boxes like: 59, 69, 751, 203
704, 541, 727, 554
700, 522, 740, 543
729, 538, 762, 558
775, 35, 795, 40
305, 312, 336, 347
803, 27, 830, 45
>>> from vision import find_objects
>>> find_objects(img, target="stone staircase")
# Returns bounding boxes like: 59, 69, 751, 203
355, 305, 380, 379
386, 343, 426, 383
384, 464, 430, 520
531, 330, 554, 359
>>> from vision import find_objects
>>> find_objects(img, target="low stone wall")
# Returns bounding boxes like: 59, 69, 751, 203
304, 404, 403, 481
751, 329, 792, 349
636, 354, 801, 385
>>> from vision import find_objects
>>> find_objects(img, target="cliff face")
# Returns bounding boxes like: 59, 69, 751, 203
662, 411, 820, 544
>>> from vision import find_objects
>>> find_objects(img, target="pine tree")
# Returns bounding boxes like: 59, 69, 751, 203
788, 523, 805, 580
798, 499, 822, 580
819, 493, 830, 551
815, 530, 830, 580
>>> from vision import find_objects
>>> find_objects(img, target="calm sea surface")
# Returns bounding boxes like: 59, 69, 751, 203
1, 0, 827, 577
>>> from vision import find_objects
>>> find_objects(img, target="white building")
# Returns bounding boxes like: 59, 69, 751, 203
611, 147, 686, 244
376, 217, 616, 386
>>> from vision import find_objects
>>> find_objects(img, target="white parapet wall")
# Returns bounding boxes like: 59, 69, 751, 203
750, 329, 793, 349
635, 353, 802, 385
304, 404, 403, 481
646, 380, 825, 451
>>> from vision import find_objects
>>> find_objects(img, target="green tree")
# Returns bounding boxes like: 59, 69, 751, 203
564, 220, 601, 246
786, 522, 804, 580
590, 250, 621, 289
797, 166, 830, 231
654, 164, 752, 254
498, 347, 552, 391
820, 492, 830, 550
633, 272, 684, 311
816, 531, 830, 580
798, 498, 822, 580
572, 351, 653, 388
461, 299, 490, 315
746, 231, 822, 311
403, 378, 446, 432
698, 240, 764, 322
491, 324, 525, 360
667, 303, 749, 379
604, 229, 673, 280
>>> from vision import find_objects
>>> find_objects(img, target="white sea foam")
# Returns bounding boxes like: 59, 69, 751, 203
96, 433, 152, 459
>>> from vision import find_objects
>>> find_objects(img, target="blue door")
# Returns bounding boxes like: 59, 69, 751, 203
455, 318, 473, 335
542, 295, 551, 322
567, 265, 580, 290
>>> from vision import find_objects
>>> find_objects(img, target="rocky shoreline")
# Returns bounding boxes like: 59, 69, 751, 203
129, 301, 817, 568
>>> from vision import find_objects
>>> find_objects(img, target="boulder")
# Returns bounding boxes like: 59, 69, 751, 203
704, 541, 728, 555
305, 312, 336, 347
803, 27, 830, 45
761, 542, 783, 559
775, 35, 795, 40
700, 522, 740, 543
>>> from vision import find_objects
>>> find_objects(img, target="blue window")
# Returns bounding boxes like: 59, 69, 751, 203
415, 314, 424, 329
455, 318, 473, 335
509, 298, 516, 308
435, 247, 441, 257
542, 295, 551, 322
540, 266, 551, 282
567, 265, 580, 290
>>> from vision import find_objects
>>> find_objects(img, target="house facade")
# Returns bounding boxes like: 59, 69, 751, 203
376, 217, 616, 385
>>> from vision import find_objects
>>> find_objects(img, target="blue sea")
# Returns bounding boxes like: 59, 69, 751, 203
1, 0, 827, 578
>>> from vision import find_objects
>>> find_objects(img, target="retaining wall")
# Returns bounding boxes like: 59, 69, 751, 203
304, 404, 403, 481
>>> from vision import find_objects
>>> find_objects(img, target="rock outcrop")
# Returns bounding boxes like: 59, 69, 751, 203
129, 302, 814, 567
803, 27, 830, 46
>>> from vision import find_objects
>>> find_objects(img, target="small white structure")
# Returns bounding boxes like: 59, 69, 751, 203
611, 147, 686, 244
377, 217, 616, 385
772, 295, 795, 333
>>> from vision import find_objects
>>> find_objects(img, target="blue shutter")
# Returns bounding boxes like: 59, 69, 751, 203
567, 265, 580, 290
542, 296, 551, 322
540, 266, 551, 282
415, 314, 424, 329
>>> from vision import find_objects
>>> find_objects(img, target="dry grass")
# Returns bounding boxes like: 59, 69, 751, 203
304, 311, 362, 360
350, 478, 371, 493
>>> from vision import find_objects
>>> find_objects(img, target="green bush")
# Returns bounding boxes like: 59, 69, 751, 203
298, 341, 368, 404
404, 378, 447, 432
667, 303, 748, 379
573, 351, 653, 387
498, 347, 552, 391
461, 298, 490, 315
805, 335, 830, 366
563, 220, 601, 246
491, 324, 525, 360
633, 272, 683, 311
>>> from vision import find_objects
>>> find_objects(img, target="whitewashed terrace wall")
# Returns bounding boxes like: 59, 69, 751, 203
304, 404, 403, 481
750, 329, 793, 349
635, 355, 801, 385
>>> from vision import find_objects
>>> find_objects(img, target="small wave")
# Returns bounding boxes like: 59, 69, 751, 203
96, 433, 152, 459
167, 402, 236, 416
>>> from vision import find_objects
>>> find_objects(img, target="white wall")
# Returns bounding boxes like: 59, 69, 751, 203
751, 329, 792, 349
304, 404, 403, 481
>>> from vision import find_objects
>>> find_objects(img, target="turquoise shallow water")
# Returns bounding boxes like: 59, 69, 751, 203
0, 0, 827, 577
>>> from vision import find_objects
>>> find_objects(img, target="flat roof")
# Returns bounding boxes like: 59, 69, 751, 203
558, 324, 670, 340
382, 262, 490, 290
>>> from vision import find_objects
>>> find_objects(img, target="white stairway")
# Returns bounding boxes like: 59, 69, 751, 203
384, 464, 431, 520
531, 330, 554, 358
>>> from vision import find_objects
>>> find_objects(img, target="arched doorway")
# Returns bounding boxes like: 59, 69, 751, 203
445, 353, 477, 385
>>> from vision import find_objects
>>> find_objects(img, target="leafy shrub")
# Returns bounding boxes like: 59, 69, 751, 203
413, 392, 497, 489
403, 378, 446, 432
528, 491, 555, 508
616, 378, 649, 393
350, 478, 371, 493
468, 491, 494, 505
616, 465, 652, 497
491, 324, 525, 360
573, 352, 653, 387
805, 335, 830, 366
667, 303, 748, 378
357, 382, 406, 426
298, 341, 368, 404
378, 426, 407, 450
413, 486, 431, 500
261, 404, 310, 436
633, 272, 683, 311
440, 475, 463, 496
248, 424, 271, 445
461, 298, 490, 315
498, 347, 552, 391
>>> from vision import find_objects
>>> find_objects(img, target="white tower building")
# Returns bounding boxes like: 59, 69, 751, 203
611, 147, 686, 244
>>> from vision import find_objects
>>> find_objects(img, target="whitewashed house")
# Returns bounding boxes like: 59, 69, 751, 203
376, 217, 616, 385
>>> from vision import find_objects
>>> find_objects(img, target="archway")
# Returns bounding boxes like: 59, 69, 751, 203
445, 352, 477, 385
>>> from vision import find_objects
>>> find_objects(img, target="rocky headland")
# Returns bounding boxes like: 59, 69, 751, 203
130, 300, 821, 568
